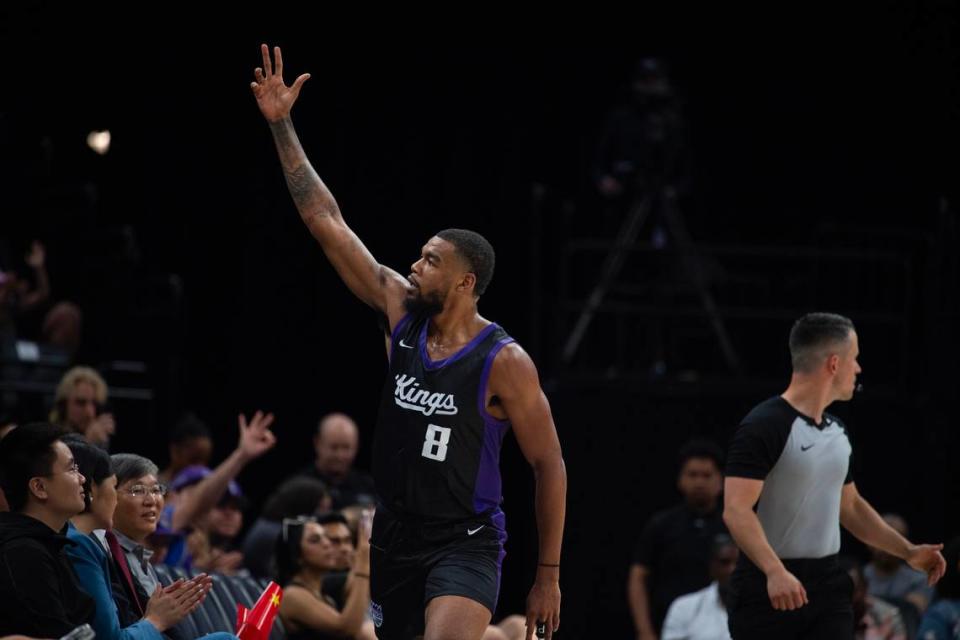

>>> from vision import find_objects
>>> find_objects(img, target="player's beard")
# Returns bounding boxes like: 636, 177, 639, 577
403, 288, 446, 317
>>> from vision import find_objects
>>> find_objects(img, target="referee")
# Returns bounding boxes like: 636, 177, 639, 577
723, 312, 945, 639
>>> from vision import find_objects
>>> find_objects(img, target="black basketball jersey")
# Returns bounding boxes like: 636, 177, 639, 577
373, 313, 514, 522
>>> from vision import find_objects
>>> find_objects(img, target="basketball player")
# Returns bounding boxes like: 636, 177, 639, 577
250, 44, 566, 640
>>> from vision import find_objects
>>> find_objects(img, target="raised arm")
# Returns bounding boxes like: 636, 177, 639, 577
250, 44, 409, 324
489, 344, 566, 640
171, 411, 275, 532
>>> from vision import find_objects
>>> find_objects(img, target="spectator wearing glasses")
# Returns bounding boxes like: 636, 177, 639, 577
0, 423, 94, 637
106, 454, 236, 640
108, 454, 175, 610
242, 476, 331, 579
63, 439, 211, 640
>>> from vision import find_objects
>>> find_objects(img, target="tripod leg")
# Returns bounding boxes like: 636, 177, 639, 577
561, 193, 652, 364
660, 187, 741, 373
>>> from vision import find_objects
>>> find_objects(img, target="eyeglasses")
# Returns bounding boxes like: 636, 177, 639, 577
120, 484, 168, 498
44, 461, 82, 478
281, 515, 317, 542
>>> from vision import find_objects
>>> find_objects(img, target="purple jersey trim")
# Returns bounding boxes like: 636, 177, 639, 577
473, 338, 514, 515
476, 338, 514, 425
490, 509, 508, 603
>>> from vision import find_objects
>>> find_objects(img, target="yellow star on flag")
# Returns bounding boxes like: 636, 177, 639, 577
271, 594, 281, 607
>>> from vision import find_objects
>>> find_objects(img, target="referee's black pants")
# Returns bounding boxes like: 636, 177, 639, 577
727, 554, 853, 640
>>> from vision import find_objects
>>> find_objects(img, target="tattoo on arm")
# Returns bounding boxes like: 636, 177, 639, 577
265, 115, 400, 311
268, 118, 337, 220
284, 164, 326, 214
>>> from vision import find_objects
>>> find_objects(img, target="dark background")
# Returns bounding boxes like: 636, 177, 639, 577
2, 4, 959, 636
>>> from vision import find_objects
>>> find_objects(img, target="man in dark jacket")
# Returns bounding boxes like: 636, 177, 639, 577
0, 423, 93, 637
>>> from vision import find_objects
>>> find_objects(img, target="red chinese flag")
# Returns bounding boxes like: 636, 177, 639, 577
236, 581, 282, 640
236, 604, 248, 629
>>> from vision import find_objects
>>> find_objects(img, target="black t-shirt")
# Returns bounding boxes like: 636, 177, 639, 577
373, 313, 513, 521
321, 571, 348, 611
631, 503, 726, 631
297, 467, 376, 510
282, 582, 341, 640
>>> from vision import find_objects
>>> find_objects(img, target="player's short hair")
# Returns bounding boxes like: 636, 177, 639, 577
436, 229, 495, 297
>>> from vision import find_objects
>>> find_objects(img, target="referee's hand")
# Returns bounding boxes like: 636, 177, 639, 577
766, 567, 808, 611
906, 543, 947, 586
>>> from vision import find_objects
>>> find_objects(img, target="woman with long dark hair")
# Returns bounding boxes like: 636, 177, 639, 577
274, 512, 372, 640
242, 476, 330, 578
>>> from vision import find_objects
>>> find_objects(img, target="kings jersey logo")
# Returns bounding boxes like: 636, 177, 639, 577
394, 374, 458, 416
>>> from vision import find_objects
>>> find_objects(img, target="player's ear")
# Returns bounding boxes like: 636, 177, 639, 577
458, 272, 476, 293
